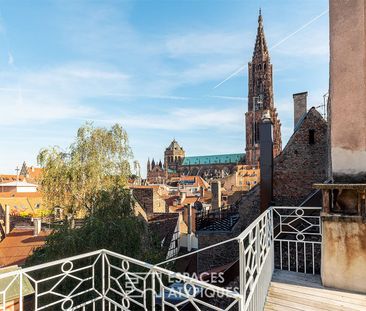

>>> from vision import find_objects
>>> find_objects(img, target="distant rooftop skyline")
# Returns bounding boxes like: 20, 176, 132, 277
0, 0, 329, 177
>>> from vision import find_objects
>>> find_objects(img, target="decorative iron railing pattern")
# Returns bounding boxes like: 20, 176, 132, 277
0, 206, 322, 311
0, 249, 242, 311
273, 207, 322, 274
237, 208, 273, 311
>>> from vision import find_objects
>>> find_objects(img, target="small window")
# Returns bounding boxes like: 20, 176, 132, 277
309, 129, 315, 145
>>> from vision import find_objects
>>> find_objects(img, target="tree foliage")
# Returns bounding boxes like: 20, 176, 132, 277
37, 122, 132, 217
27, 188, 164, 266
26, 188, 163, 265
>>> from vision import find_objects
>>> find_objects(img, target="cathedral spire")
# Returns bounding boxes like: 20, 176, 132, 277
259, 8, 262, 23
245, 10, 282, 165
253, 9, 269, 59
147, 158, 151, 172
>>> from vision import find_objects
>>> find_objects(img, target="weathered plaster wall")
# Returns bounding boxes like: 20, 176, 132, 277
329, 0, 366, 182
321, 216, 366, 293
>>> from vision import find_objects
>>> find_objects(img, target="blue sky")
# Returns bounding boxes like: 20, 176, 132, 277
0, 0, 329, 177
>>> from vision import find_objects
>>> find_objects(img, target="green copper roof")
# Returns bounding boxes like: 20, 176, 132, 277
181, 153, 245, 166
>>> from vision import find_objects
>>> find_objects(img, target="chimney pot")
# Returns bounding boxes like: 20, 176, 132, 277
33, 218, 42, 236
180, 191, 187, 205
5, 205, 10, 235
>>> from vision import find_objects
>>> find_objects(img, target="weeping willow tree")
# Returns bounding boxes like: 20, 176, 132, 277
38, 122, 132, 218
30, 122, 165, 266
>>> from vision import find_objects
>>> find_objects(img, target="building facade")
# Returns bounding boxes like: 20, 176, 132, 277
146, 139, 245, 182
164, 139, 185, 172
245, 11, 282, 165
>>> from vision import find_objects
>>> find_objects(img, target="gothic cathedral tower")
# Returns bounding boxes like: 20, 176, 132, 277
245, 10, 282, 165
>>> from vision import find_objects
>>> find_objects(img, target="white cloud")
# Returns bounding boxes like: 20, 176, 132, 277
273, 29, 329, 58
0, 90, 95, 125
57, 68, 129, 80
208, 95, 247, 101
165, 32, 250, 57
8, 52, 14, 65
0, 63, 132, 125
100, 105, 244, 132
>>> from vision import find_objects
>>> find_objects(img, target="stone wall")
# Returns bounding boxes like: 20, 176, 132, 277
197, 232, 238, 273
132, 187, 166, 215
196, 186, 261, 272
234, 185, 261, 234
273, 108, 328, 206
321, 215, 366, 293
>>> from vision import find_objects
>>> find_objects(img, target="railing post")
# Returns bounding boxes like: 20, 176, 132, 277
238, 238, 246, 311
151, 270, 156, 311
19, 272, 23, 311
270, 208, 275, 269
102, 250, 105, 311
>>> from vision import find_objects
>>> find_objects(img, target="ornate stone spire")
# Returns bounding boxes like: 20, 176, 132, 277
245, 10, 282, 165
253, 9, 269, 60
147, 158, 151, 172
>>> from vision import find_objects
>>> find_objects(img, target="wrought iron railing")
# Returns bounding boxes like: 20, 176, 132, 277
273, 207, 322, 274
0, 206, 321, 311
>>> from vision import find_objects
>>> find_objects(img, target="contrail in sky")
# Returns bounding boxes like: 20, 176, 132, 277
213, 9, 329, 89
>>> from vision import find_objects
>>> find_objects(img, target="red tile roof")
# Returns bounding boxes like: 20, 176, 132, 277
0, 175, 22, 183
26, 167, 42, 180
0, 192, 42, 198
129, 185, 160, 189
0, 229, 50, 267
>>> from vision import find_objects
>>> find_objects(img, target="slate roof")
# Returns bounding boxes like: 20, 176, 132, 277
181, 153, 245, 166
147, 213, 179, 250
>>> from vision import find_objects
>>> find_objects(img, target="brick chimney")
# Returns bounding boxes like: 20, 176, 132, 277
259, 111, 273, 212
180, 191, 187, 205
211, 180, 221, 210
293, 92, 308, 129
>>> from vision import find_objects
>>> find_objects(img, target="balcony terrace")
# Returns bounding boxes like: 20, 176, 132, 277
0, 206, 365, 311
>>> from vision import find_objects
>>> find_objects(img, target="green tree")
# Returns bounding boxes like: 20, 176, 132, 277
27, 187, 164, 265
38, 122, 132, 218
29, 123, 165, 265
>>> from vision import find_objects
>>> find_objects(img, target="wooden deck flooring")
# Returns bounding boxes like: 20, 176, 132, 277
264, 270, 366, 311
